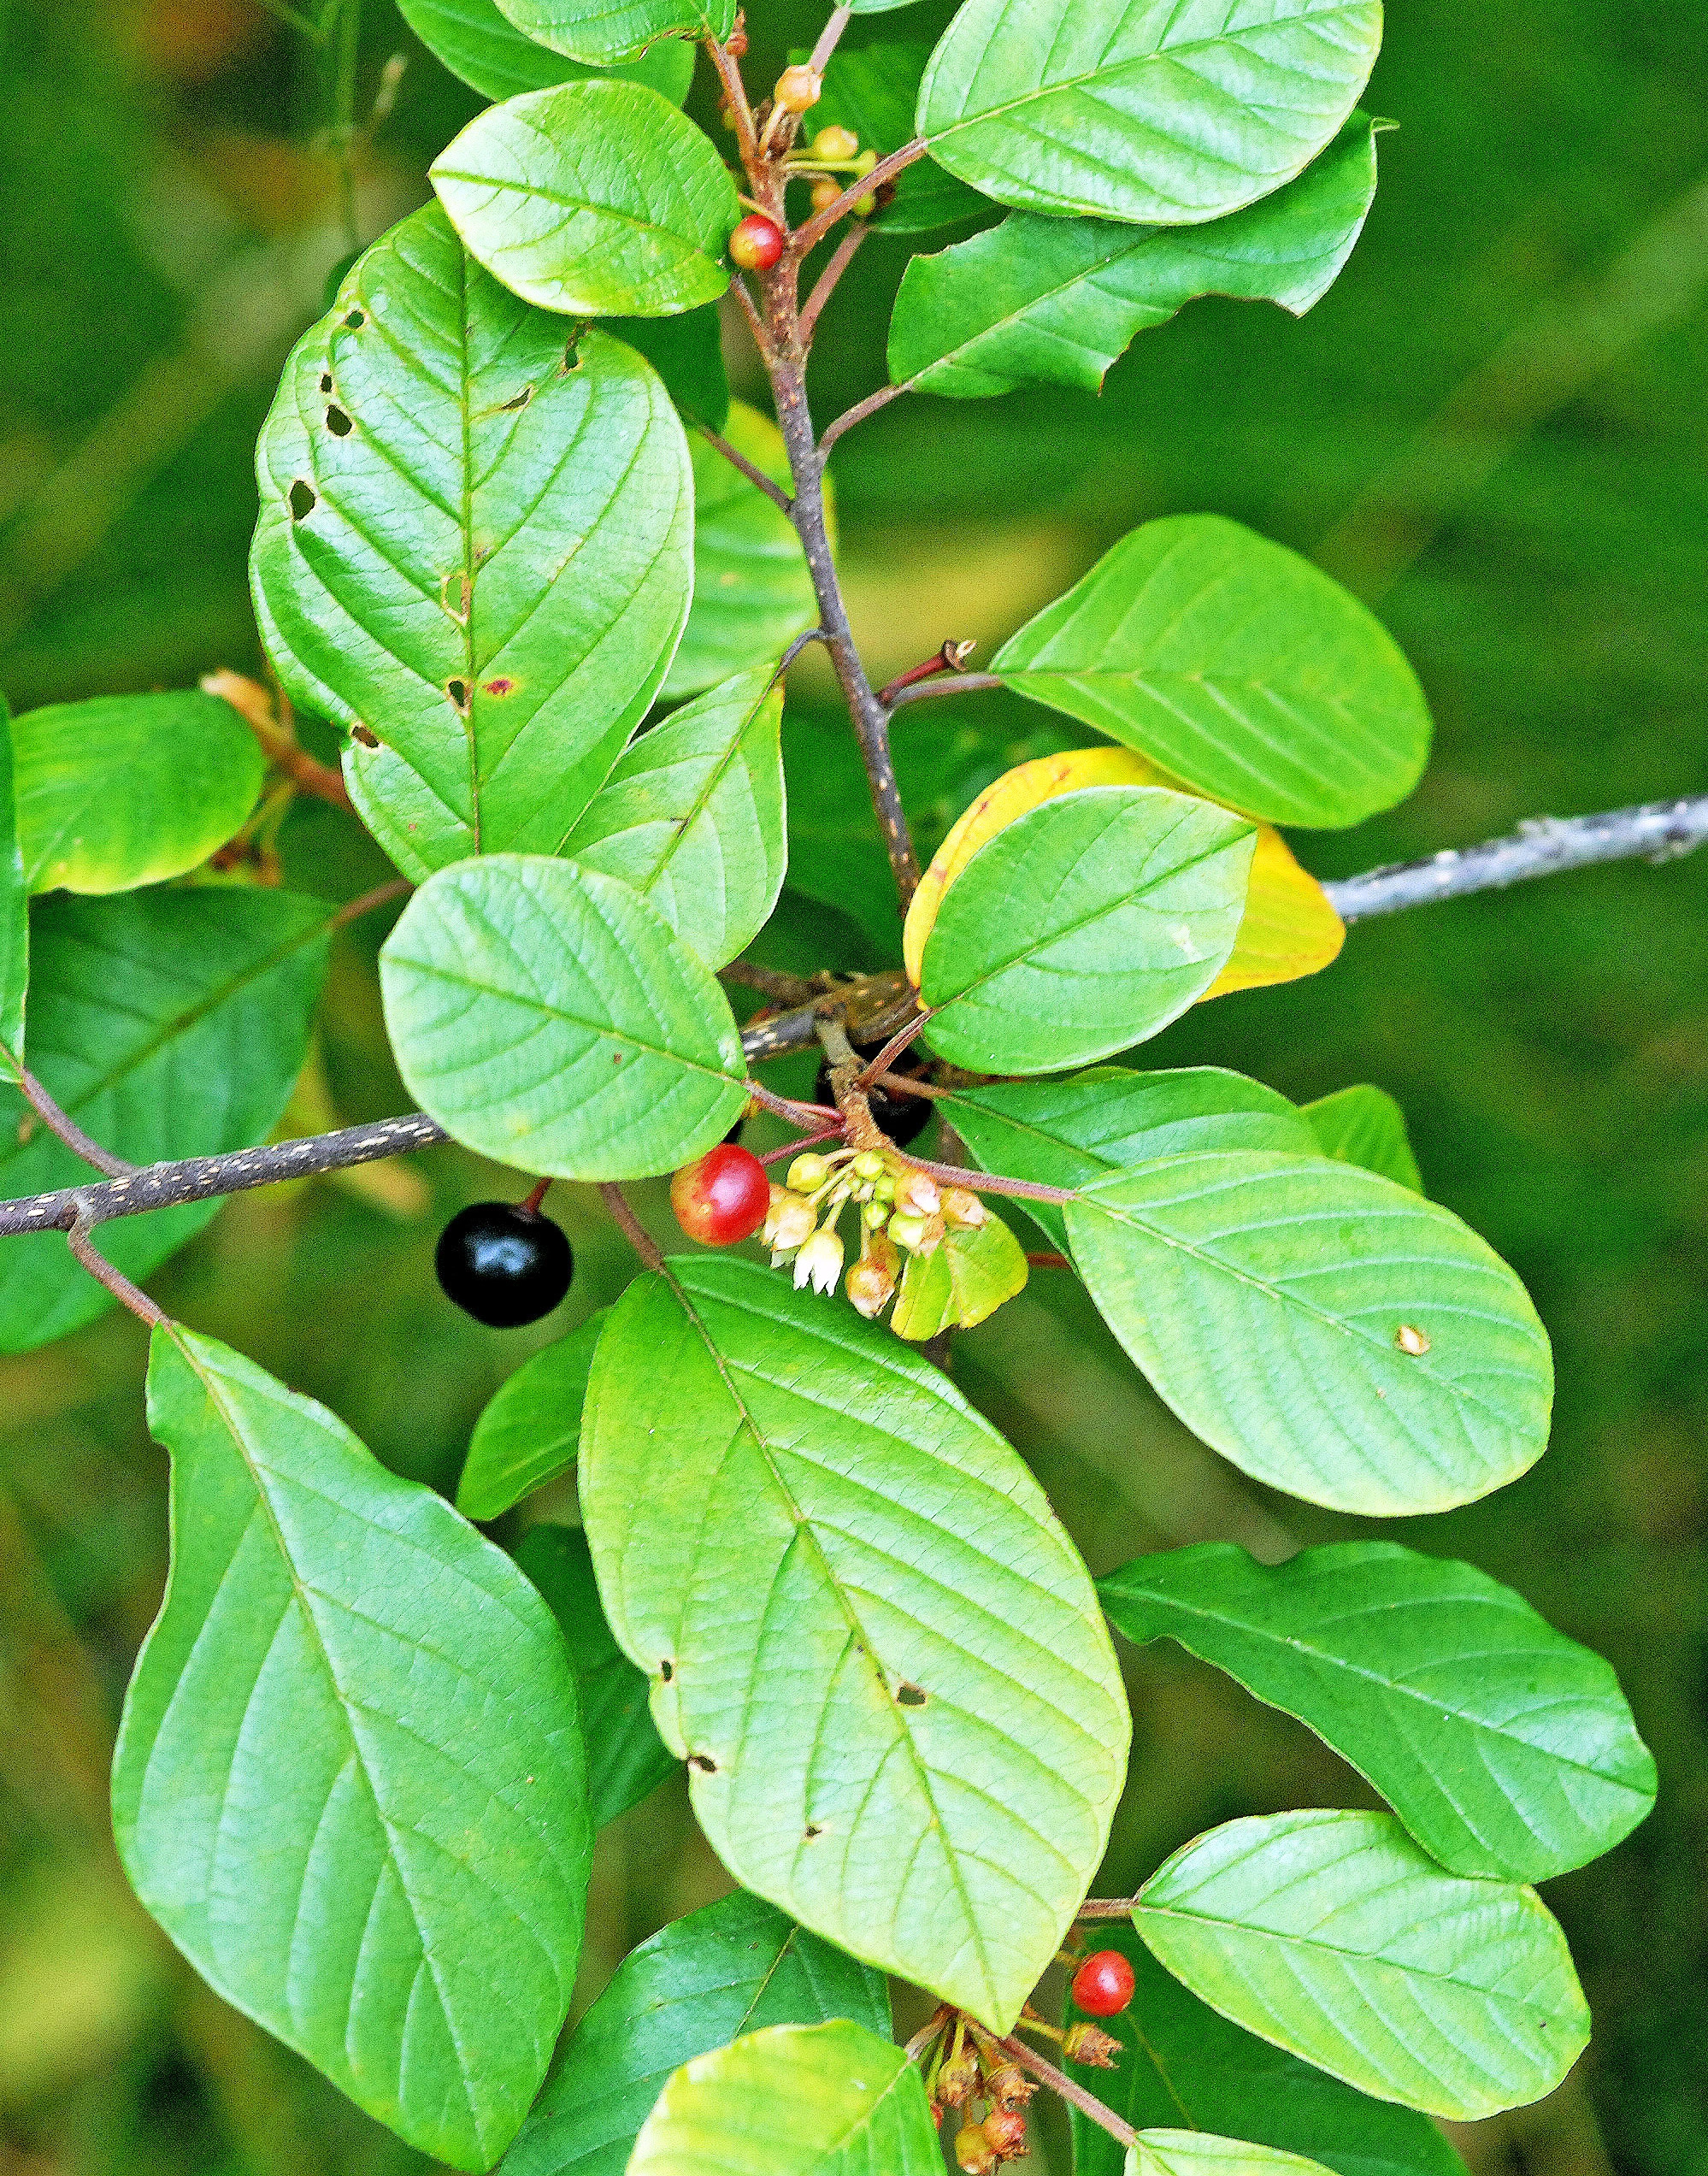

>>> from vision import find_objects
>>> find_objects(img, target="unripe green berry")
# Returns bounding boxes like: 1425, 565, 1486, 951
787, 1152, 832, 1193
810, 123, 860, 161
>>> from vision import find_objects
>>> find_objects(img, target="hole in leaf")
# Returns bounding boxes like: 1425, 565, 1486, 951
897, 1682, 928, 1707
345, 309, 366, 328
804, 1823, 823, 1839
350, 724, 380, 748
1395, 1324, 1432, 1356
446, 678, 471, 715
558, 339, 584, 376
325, 404, 353, 438
689, 1754, 717, 1774
288, 480, 316, 521
499, 385, 533, 413
659, 1659, 674, 1681
319, 372, 333, 394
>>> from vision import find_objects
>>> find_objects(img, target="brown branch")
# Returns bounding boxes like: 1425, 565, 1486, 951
886, 670, 1004, 711
993, 2032, 1137, 2149
806, 3, 852, 74
876, 640, 978, 709
818, 380, 907, 459
787, 139, 928, 259
704, 32, 762, 172
1075, 1896, 1140, 1920
68, 1206, 168, 1330
697, 424, 793, 513
799, 225, 869, 346
9, 1066, 138, 1177
598, 1182, 663, 1272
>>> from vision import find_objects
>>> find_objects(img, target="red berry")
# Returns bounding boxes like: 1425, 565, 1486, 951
1070, 1948, 1136, 2019
729, 214, 786, 272
670, 1144, 771, 1246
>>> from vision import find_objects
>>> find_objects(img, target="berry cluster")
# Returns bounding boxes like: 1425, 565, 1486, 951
763, 1146, 987, 1316
724, 99, 887, 275
922, 2020, 1037, 2172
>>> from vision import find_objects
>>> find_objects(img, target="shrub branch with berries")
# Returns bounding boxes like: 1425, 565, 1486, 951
0, 0, 1687, 2170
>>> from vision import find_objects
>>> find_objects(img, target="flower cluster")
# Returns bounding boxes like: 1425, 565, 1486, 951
763, 1146, 987, 1318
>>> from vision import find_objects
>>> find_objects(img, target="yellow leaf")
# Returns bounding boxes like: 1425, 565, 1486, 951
903, 747, 1343, 1000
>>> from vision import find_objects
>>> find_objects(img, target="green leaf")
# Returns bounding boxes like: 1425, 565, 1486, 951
664, 404, 816, 702
945, 1064, 1313, 1252
1130, 2138, 1341, 2176
0, 889, 328, 1353
811, 44, 988, 238
918, 786, 1254, 1075
10, 691, 263, 895
889, 1210, 1028, 1340
1100, 1541, 1656, 1882
1066, 1931, 1466, 2176
399, 0, 695, 102
992, 516, 1433, 829
1303, 1085, 1422, 1192
113, 1327, 591, 2171
457, 1308, 609, 1519
252, 207, 692, 880
1066, 1151, 1553, 1516
501, 1890, 889, 2176
627, 2020, 941, 2175
1134, 1810, 1591, 2121
433, 81, 738, 317
512, 1522, 674, 1828
888, 115, 1377, 399
580, 1255, 1129, 2029
492, 0, 734, 68
0, 696, 28, 1067
610, 304, 729, 428
380, 853, 749, 1180
562, 664, 786, 970
917, 0, 1381, 227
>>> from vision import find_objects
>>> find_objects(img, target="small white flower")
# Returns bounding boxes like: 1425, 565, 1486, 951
768, 1195, 816, 1253
794, 1226, 845, 1295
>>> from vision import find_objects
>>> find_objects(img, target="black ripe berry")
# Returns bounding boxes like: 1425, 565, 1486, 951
816, 1037, 934, 1147
436, 1202, 573, 1328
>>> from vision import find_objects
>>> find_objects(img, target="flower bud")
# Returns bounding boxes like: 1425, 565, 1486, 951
1062, 2021, 1122, 2068
794, 1225, 844, 1295
941, 1186, 987, 1229
846, 1252, 897, 1318
787, 1152, 833, 1194
862, 1197, 890, 1231
774, 62, 821, 112
767, 1194, 816, 1253
810, 123, 860, 161
955, 2124, 998, 2175
873, 1172, 897, 1203
982, 2107, 1028, 2158
851, 1148, 886, 1181
894, 1171, 940, 1218
887, 1212, 928, 1252
810, 176, 840, 214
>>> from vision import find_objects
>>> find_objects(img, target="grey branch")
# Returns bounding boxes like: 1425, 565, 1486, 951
1322, 793, 1708, 922
3, 793, 1705, 1246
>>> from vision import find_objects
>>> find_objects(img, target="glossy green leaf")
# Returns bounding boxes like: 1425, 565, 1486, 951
433, 81, 738, 316
252, 207, 692, 879
457, 1308, 609, 1519
1134, 1810, 1591, 2120
917, 0, 1382, 227
0, 890, 328, 1353
380, 854, 749, 1180
502, 1890, 890, 2176
1067, 1151, 1553, 1516
493, 0, 734, 67
0, 696, 27, 1066
610, 304, 729, 428
889, 1210, 1028, 1340
664, 404, 816, 700
513, 1522, 674, 1828
889, 115, 1376, 398
11, 690, 263, 895
1101, 1541, 1656, 1881
399, 0, 694, 101
114, 1328, 591, 2170
945, 1064, 1312, 1251
562, 664, 786, 970
918, 786, 1254, 1074
627, 2021, 941, 2176
1303, 1084, 1422, 1191
992, 516, 1433, 829
1130, 2138, 1340, 2176
580, 1256, 1129, 2029
811, 44, 987, 239
1066, 1931, 1465, 2176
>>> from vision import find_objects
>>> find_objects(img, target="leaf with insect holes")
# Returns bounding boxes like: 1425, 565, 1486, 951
562, 663, 786, 970
917, 786, 1255, 1074
113, 1328, 591, 2171
1133, 1811, 1590, 2120
1099, 1540, 1656, 1882
945, 1065, 1313, 1253
992, 516, 1432, 829
502, 1890, 890, 2176
513, 1523, 675, 1830
1066, 1931, 1467, 2176
809, 44, 989, 239
1066, 1151, 1553, 1515
0, 697, 27, 1068
380, 854, 749, 1181
917, 0, 1382, 227
10, 691, 264, 896
1303, 1084, 1422, 1191
492, 0, 734, 67
399, 0, 695, 102
433, 80, 738, 317
0, 889, 327, 1354
889, 1212, 1029, 1340
457, 1309, 609, 1520
580, 1256, 1129, 2030
665, 404, 819, 700
252, 207, 692, 879
889, 115, 1377, 398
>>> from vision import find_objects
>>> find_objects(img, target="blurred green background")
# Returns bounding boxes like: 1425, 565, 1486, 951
2, 2, 1705, 2172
